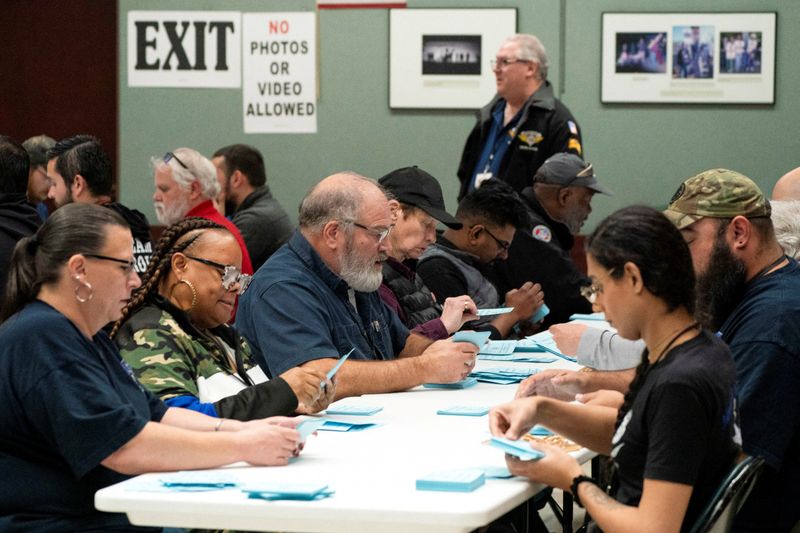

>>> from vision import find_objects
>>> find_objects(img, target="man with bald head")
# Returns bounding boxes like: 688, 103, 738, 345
236, 172, 478, 399
772, 165, 800, 201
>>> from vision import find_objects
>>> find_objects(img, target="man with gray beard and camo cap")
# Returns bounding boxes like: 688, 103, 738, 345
236, 172, 479, 400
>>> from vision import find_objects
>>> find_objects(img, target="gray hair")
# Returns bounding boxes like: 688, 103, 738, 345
22, 135, 56, 168
505, 34, 548, 81
771, 200, 800, 260
150, 147, 220, 199
298, 171, 382, 233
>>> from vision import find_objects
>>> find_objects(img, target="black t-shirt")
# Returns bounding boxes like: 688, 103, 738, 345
0, 301, 167, 532
611, 331, 740, 531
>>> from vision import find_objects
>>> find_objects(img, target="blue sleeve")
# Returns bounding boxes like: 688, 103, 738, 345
237, 280, 340, 377
732, 341, 800, 469
165, 395, 219, 417
379, 295, 411, 355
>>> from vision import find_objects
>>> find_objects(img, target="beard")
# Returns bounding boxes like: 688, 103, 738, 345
695, 237, 748, 331
154, 196, 190, 226
338, 238, 387, 292
561, 208, 588, 235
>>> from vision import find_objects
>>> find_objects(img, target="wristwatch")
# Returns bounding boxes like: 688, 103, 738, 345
570, 475, 601, 508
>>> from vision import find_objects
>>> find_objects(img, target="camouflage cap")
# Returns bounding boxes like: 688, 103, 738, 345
663, 169, 771, 230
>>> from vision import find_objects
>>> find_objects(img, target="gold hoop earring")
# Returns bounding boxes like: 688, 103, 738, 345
171, 279, 197, 312
73, 276, 94, 303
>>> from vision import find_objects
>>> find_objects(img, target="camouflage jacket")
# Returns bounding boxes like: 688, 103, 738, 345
115, 295, 297, 420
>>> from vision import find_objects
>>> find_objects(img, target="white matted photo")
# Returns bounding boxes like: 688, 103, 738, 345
601, 12, 776, 104
389, 8, 517, 109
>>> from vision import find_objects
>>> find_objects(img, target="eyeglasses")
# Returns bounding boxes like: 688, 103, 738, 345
84, 253, 137, 275
343, 220, 394, 244
490, 58, 531, 69
164, 151, 189, 170
580, 269, 614, 304
482, 226, 511, 251
184, 255, 252, 295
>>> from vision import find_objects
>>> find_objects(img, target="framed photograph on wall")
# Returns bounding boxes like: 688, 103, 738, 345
601, 12, 776, 104
389, 8, 517, 109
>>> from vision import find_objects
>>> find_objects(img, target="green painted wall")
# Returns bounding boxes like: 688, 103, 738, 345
118, 0, 799, 233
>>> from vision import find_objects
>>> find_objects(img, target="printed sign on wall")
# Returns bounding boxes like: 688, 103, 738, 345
128, 11, 241, 87
242, 13, 317, 134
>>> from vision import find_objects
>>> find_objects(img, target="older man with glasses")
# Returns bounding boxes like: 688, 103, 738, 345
457, 33, 584, 200
236, 172, 479, 400
487, 152, 613, 327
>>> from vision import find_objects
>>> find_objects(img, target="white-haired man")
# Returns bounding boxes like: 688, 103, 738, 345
152, 148, 253, 274
457, 33, 583, 199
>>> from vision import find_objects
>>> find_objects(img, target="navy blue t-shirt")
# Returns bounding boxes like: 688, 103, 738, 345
236, 231, 410, 377
719, 258, 800, 532
611, 331, 740, 531
0, 301, 167, 532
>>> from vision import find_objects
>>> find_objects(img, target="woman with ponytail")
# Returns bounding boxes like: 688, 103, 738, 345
489, 206, 741, 532
112, 217, 334, 420
0, 204, 305, 532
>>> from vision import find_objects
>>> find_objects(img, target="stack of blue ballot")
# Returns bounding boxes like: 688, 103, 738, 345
524, 331, 577, 362
470, 367, 538, 384
243, 482, 335, 501
478, 340, 558, 363
416, 469, 486, 492
318, 420, 378, 432
569, 312, 606, 321
486, 437, 545, 461
156, 471, 239, 492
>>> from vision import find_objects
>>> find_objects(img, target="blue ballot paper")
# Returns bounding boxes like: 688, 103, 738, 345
569, 312, 606, 321
325, 405, 383, 416
487, 437, 545, 461
318, 420, 378, 432
476, 307, 514, 317
416, 469, 486, 492
470, 367, 537, 384
525, 332, 577, 362
325, 347, 355, 382
529, 425, 554, 436
531, 303, 551, 323
423, 377, 478, 389
296, 418, 327, 441
452, 330, 492, 348
436, 405, 490, 416
479, 340, 516, 356
243, 482, 334, 501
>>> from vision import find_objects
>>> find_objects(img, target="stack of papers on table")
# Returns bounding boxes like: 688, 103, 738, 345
423, 376, 479, 389
318, 420, 378, 432
152, 471, 239, 492
416, 469, 486, 492
569, 312, 606, 321
523, 332, 577, 362
470, 367, 537, 384
243, 482, 335, 501
477, 340, 557, 363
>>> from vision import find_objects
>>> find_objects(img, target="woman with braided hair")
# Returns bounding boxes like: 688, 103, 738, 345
112, 217, 334, 421
489, 206, 741, 532
0, 204, 304, 531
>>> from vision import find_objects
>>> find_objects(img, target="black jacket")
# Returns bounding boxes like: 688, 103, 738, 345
104, 202, 153, 274
0, 194, 42, 301
486, 187, 591, 327
457, 82, 583, 200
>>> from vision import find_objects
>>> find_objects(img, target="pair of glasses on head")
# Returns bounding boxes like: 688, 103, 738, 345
490, 58, 531, 69
184, 255, 252, 295
84, 254, 136, 276
342, 219, 394, 244
477, 226, 511, 251
164, 151, 189, 170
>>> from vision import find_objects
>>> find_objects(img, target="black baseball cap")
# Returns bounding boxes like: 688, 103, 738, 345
379, 166, 462, 229
533, 153, 614, 196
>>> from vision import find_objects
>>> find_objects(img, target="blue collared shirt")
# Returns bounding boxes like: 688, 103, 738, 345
236, 230, 410, 377
469, 100, 522, 191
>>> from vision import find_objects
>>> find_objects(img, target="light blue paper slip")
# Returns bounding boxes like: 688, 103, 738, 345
318, 420, 378, 432
479, 340, 516, 356
416, 469, 485, 492
325, 347, 356, 382
436, 405, 490, 416
479, 353, 558, 363
529, 425, 554, 436
569, 312, 606, 321
525, 332, 577, 363
452, 330, 492, 348
470, 367, 537, 384
531, 303, 551, 323
243, 482, 334, 501
423, 376, 478, 389
296, 418, 327, 441
159, 471, 238, 490
487, 437, 545, 461
325, 405, 383, 416
476, 307, 514, 317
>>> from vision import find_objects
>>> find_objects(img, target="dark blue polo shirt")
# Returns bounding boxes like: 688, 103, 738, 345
236, 230, 410, 377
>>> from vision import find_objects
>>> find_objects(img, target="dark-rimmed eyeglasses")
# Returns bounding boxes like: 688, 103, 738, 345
490, 58, 531, 69
164, 151, 189, 170
343, 220, 394, 244
84, 253, 136, 275
481, 226, 511, 251
184, 255, 252, 295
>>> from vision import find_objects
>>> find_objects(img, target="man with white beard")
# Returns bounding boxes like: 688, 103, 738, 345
151, 148, 252, 275
236, 172, 479, 400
